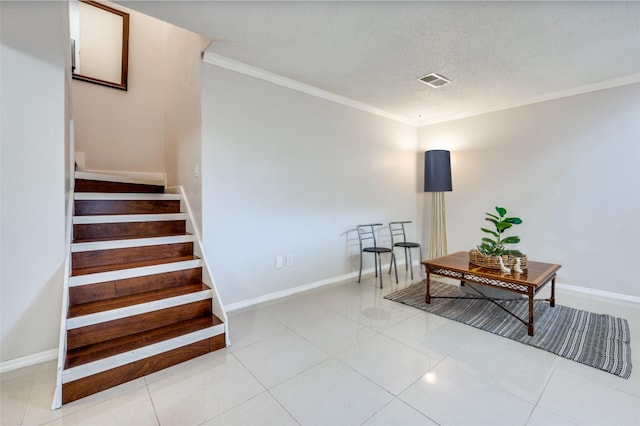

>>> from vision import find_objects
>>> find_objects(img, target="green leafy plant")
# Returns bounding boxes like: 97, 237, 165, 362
477, 206, 523, 257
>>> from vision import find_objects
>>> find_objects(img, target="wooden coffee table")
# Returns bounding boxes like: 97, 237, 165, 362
421, 251, 561, 336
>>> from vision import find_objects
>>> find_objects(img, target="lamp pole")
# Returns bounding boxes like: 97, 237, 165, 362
424, 150, 452, 259
429, 192, 447, 258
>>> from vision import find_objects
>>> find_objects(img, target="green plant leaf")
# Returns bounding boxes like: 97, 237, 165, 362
477, 245, 491, 255
481, 238, 497, 247
504, 217, 523, 225
480, 227, 499, 238
479, 243, 499, 255
478, 206, 523, 256
496, 222, 513, 232
503, 249, 523, 257
502, 236, 520, 244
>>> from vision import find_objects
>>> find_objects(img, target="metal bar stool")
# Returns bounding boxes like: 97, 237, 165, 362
389, 221, 422, 280
357, 223, 398, 289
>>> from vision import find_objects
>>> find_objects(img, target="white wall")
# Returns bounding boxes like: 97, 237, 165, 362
418, 83, 640, 298
164, 26, 210, 234
201, 65, 418, 305
73, 3, 166, 175
1, 1, 68, 362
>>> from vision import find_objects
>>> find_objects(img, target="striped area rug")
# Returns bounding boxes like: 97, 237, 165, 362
385, 280, 633, 378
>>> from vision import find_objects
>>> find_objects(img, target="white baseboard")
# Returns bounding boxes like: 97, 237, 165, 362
224, 271, 361, 312
224, 260, 414, 312
0, 349, 58, 374
557, 282, 640, 304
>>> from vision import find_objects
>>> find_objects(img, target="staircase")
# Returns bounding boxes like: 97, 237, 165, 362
58, 172, 226, 405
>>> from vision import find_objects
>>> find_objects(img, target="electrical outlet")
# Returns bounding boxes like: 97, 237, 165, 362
275, 256, 283, 269
285, 254, 293, 267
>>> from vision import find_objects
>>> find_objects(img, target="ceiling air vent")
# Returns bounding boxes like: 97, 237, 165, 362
418, 73, 451, 88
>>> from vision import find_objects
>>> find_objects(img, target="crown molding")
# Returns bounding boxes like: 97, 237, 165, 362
202, 51, 417, 126
417, 72, 640, 127
202, 51, 640, 129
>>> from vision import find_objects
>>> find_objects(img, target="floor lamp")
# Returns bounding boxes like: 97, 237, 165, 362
424, 150, 452, 258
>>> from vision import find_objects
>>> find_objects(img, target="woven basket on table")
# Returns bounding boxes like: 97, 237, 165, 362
468, 249, 528, 270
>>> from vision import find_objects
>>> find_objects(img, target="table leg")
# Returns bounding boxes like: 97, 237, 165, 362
550, 276, 556, 308
528, 289, 534, 336
425, 269, 431, 304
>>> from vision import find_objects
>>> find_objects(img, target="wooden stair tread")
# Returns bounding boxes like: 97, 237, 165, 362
73, 221, 186, 241
75, 179, 164, 193
69, 268, 203, 306
74, 192, 180, 200
74, 199, 181, 216
68, 283, 210, 318
71, 255, 199, 276
71, 242, 194, 271
65, 315, 223, 369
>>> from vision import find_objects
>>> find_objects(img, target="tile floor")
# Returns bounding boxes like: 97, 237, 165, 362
2, 271, 640, 425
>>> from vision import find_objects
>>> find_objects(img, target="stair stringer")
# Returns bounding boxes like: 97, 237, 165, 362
52, 189, 74, 410
167, 185, 229, 346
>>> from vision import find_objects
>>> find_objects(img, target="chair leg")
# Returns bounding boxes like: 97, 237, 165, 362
392, 253, 398, 284
418, 246, 423, 277
388, 249, 398, 275
358, 251, 363, 283
408, 248, 414, 280
404, 247, 409, 271
377, 254, 383, 289
374, 253, 379, 277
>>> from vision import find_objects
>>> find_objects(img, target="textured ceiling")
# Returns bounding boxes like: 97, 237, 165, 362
118, 1, 640, 125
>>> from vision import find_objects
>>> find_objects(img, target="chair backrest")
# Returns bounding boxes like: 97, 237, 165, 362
357, 223, 382, 250
389, 221, 411, 245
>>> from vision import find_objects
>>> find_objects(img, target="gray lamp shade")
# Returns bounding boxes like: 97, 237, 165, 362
424, 150, 452, 192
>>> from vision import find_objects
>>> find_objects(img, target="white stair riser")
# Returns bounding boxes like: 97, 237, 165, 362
75, 171, 164, 187
66, 289, 214, 329
73, 213, 187, 225
69, 259, 203, 287
62, 324, 225, 383
72, 235, 195, 252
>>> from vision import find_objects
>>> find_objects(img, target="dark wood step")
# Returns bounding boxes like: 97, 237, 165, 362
67, 299, 212, 350
65, 315, 223, 369
73, 220, 186, 241
69, 267, 203, 306
72, 242, 193, 271
71, 255, 198, 277
72, 232, 190, 244
75, 199, 180, 215
68, 283, 209, 318
75, 179, 164, 193
62, 333, 225, 404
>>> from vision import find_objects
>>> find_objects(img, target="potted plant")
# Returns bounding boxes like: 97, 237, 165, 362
469, 206, 528, 270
